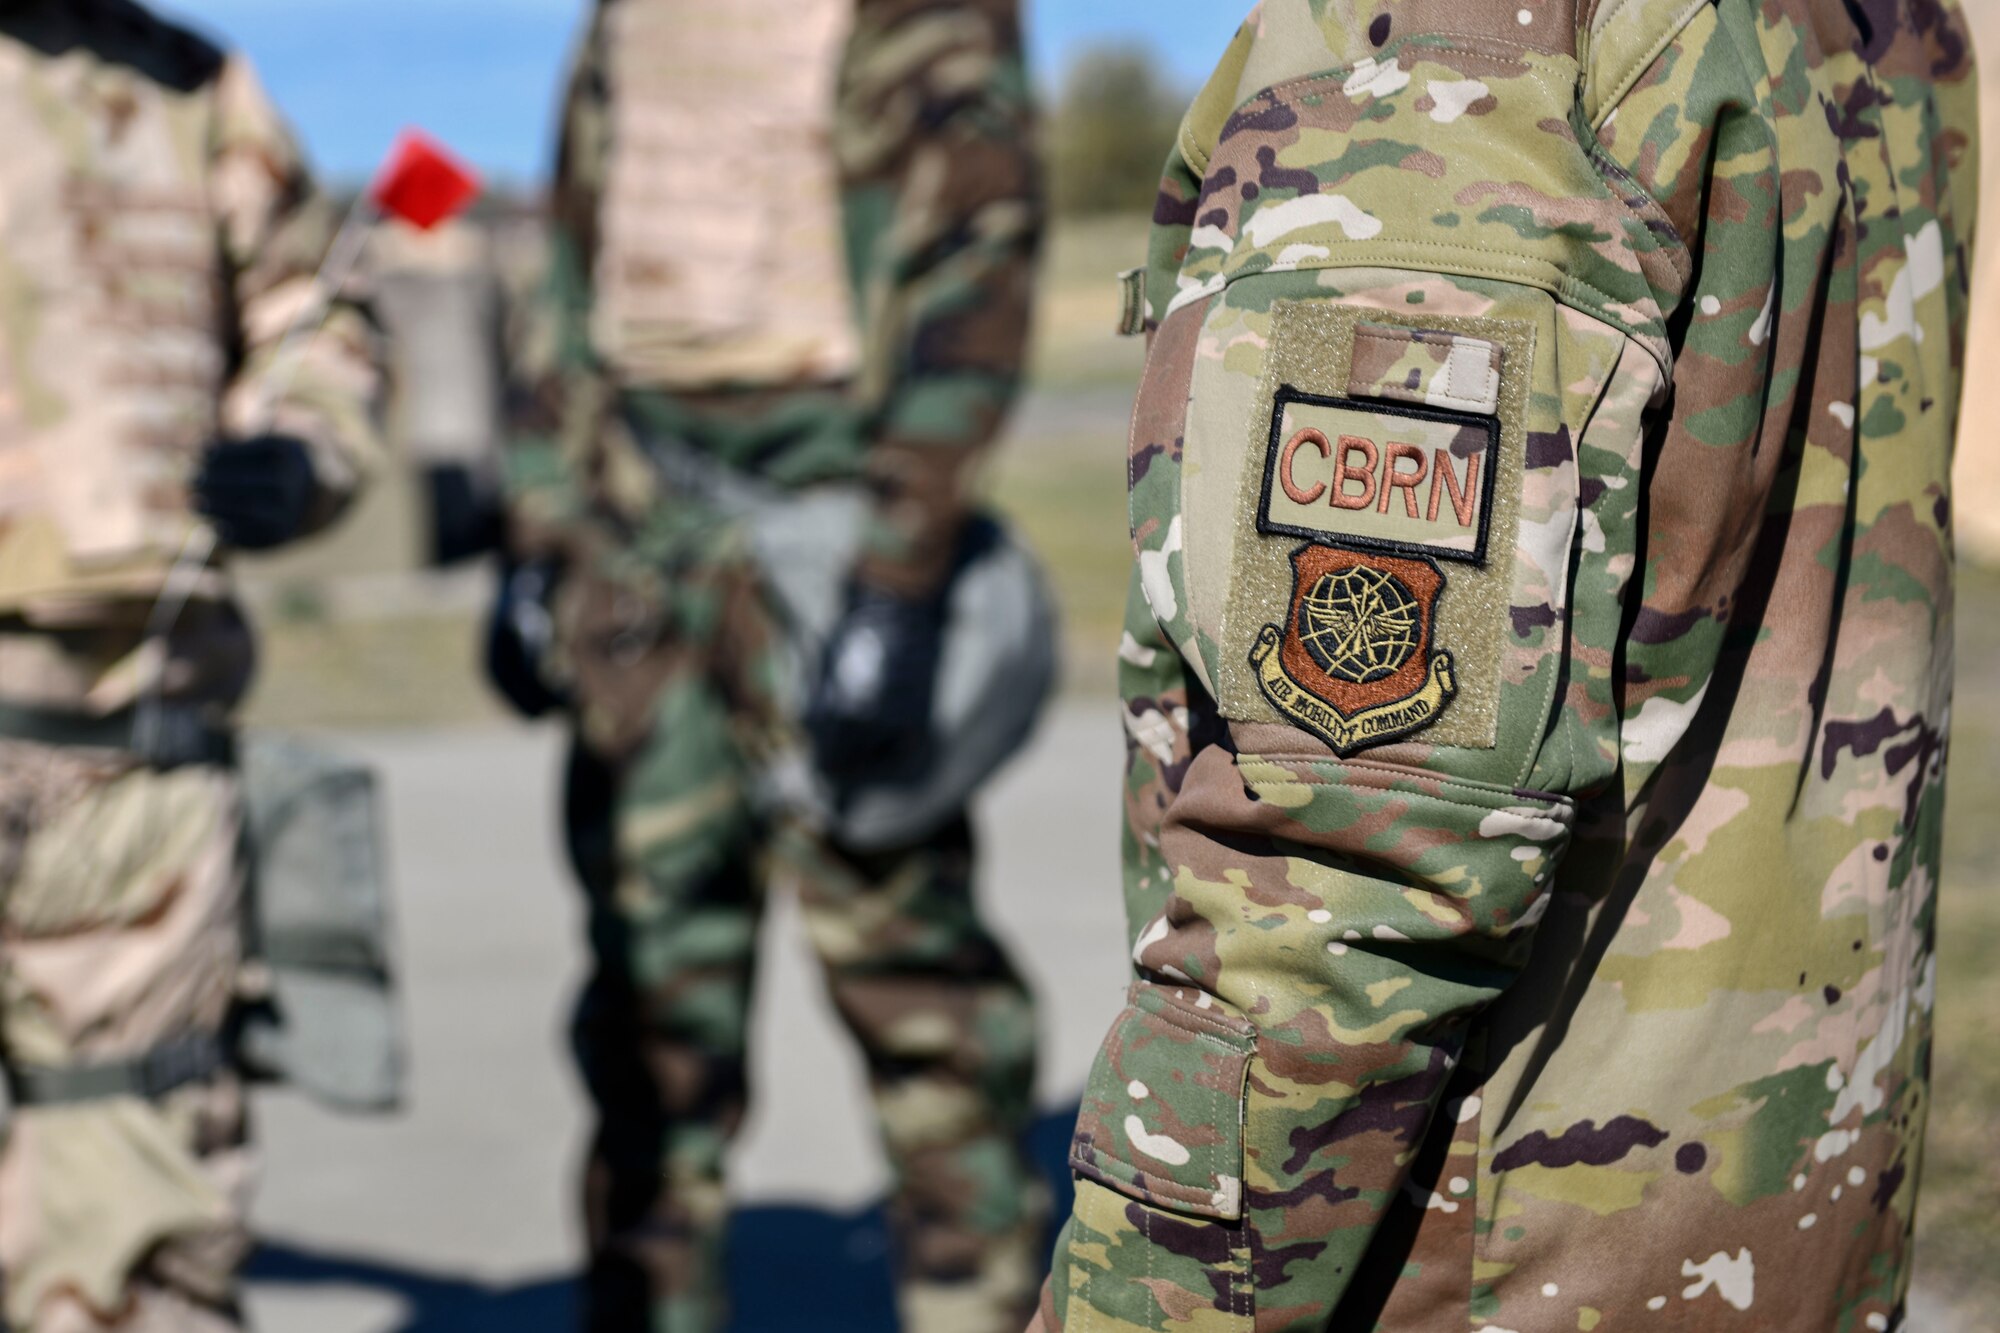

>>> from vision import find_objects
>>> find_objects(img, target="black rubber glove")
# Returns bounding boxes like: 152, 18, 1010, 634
189, 435, 321, 551
424, 461, 505, 567
485, 557, 568, 719
804, 583, 948, 785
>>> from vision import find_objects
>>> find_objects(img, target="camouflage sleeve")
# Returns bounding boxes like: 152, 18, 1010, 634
838, 0, 1043, 598
1115, 563, 1224, 957
210, 53, 385, 539
498, 24, 607, 560
1038, 1, 1718, 1327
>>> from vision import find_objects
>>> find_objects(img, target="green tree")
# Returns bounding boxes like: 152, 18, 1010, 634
1048, 45, 1187, 217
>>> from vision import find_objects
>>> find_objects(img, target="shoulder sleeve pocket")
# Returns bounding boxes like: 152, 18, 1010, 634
1069, 981, 1254, 1222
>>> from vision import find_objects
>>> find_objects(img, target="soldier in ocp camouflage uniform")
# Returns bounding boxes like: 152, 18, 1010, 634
0, 2, 383, 1329
1035, 0, 1977, 1329
498, 1, 1046, 1329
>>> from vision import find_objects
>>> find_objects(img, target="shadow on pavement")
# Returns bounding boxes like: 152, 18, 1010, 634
246, 1244, 574, 1329
249, 1104, 1080, 1332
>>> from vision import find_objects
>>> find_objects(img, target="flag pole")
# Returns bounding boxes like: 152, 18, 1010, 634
252, 191, 380, 418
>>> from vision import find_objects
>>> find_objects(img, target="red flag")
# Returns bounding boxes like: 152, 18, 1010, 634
371, 129, 481, 231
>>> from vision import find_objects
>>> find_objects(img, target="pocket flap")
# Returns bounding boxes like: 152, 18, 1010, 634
1069, 982, 1254, 1222
1348, 323, 1503, 415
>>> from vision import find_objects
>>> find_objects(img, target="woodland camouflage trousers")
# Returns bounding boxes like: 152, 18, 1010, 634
556, 527, 1045, 1333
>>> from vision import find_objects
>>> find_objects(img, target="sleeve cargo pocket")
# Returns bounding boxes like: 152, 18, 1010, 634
1071, 981, 1254, 1219
1057, 982, 1257, 1327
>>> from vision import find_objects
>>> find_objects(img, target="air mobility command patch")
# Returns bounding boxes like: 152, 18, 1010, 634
1251, 544, 1457, 754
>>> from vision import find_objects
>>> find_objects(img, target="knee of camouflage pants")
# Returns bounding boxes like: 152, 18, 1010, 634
780, 820, 1047, 1333
0, 742, 251, 1332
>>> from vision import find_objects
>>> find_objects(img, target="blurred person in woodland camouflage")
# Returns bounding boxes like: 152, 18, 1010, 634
495, 1, 1045, 1329
0, 1, 382, 1329
1034, 0, 1978, 1330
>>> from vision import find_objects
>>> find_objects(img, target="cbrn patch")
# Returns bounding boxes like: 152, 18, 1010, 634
1259, 388, 1501, 567
1252, 544, 1457, 755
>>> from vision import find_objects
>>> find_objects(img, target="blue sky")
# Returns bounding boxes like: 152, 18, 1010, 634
157, 0, 1244, 186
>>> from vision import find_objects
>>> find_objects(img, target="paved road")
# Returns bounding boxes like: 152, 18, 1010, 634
241, 705, 1964, 1331
243, 703, 1130, 1331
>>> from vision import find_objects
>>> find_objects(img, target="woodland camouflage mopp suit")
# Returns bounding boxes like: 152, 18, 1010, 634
0, 1, 382, 1329
1036, 0, 1977, 1330
500, 1, 1046, 1329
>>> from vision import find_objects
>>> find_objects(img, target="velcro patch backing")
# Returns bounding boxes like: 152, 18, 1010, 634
1349, 324, 1502, 414
1216, 302, 1536, 754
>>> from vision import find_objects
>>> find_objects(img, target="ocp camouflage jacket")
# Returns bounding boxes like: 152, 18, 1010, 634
1040, 0, 1976, 1329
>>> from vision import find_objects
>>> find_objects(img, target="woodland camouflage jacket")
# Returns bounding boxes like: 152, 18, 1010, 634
1039, 0, 1977, 1330
0, 0, 382, 709
518, 0, 1041, 597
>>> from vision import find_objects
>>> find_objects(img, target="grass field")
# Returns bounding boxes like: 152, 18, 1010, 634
1914, 560, 2000, 1317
